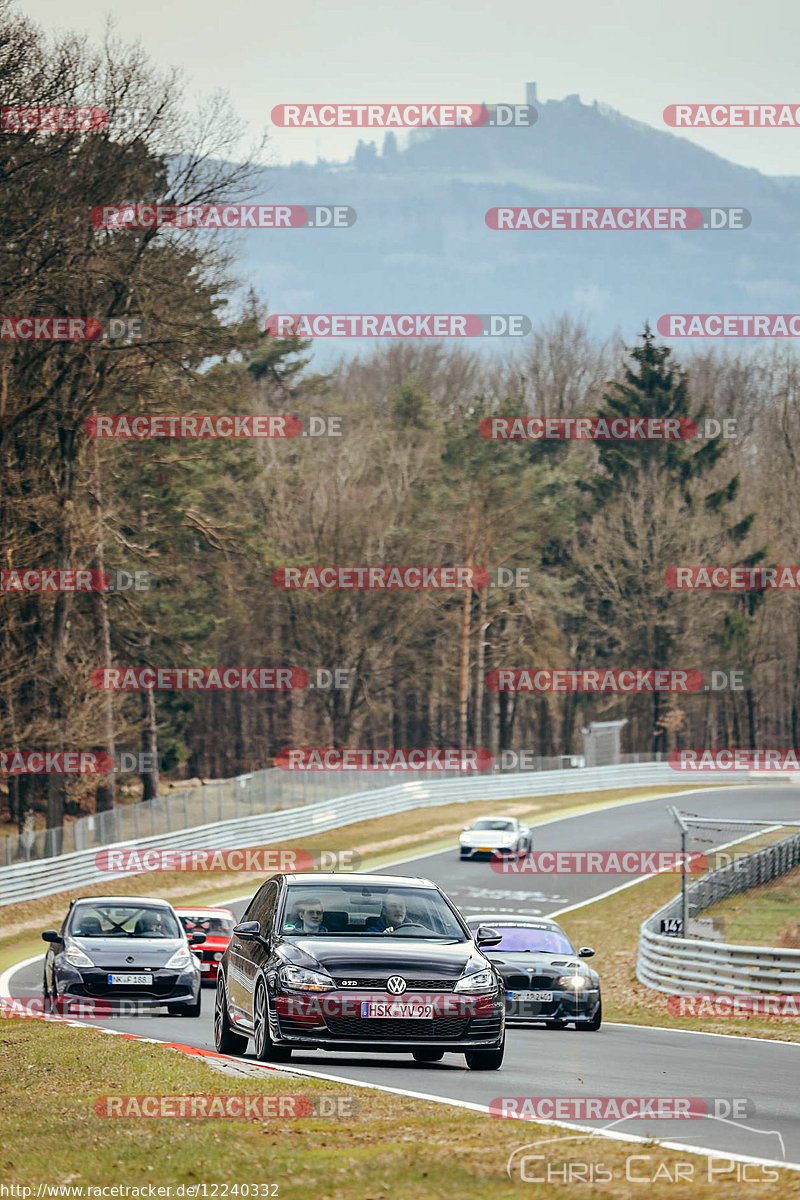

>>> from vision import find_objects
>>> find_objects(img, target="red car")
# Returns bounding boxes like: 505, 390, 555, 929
174, 907, 235, 984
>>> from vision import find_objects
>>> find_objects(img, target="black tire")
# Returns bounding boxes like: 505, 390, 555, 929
214, 978, 248, 1055
465, 1038, 505, 1070
576, 1000, 602, 1031
412, 1048, 444, 1063
545, 1019, 569, 1029
253, 981, 292, 1062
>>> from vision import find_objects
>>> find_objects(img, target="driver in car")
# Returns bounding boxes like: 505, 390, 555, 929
136, 911, 166, 936
366, 893, 426, 933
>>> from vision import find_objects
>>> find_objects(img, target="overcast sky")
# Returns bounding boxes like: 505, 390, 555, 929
19, 0, 800, 176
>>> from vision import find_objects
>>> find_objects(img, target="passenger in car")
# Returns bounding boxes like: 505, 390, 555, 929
296, 899, 328, 933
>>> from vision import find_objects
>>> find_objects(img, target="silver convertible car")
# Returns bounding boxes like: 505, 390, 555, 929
458, 815, 532, 860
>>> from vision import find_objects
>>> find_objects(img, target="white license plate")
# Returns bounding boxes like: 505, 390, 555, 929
108, 973, 151, 986
361, 1002, 434, 1018
509, 990, 553, 1003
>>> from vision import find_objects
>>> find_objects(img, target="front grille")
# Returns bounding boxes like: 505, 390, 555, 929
529, 974, 558, 988
505, 974, 531, 990
469, 1014, 504, 1038
278, 1014, 327, 1035
333, 977, 457, 991
80, 970, 178, 997
325, 1014, 469, 1039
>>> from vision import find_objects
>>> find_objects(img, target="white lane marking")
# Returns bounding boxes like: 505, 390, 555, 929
0, 952, 44, 998
212, 783, 770, 910
548, 824, 785, 917
606, 1022, 800, 1048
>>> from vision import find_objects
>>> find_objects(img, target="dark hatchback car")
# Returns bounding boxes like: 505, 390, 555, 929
42, 896, 205, 1016
214, 873, 506, 1068
466, 915, 601, 1030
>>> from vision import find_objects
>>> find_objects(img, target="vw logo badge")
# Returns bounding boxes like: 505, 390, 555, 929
386, 975, 407, 995
126, 956, 134, 963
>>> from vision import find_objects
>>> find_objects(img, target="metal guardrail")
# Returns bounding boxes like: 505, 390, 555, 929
0, 751, 670, 867
0, 760, 711, 906
637, 831, 800, 995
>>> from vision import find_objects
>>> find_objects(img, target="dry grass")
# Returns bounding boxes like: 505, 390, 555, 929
1, 1017, 798, 1196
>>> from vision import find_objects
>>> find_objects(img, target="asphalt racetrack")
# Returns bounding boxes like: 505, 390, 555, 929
7, 785, 800, 1167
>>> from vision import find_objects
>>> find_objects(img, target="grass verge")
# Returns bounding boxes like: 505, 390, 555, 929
558, 828, 800, 1042
1, 1017, 798, 1195
700, 862, 800, 948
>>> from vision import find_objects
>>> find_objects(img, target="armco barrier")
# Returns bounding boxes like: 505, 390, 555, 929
0, 751, 669, 866
637, 830, 800, 995
0, 760, 732, 907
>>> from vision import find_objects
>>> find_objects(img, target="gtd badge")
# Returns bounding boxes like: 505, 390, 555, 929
386, 976, 407, 995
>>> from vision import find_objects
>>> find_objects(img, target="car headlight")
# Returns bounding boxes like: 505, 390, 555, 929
454, 968, 497, 993
279, 965, 336, 992
165, 946, 195, 970
558, 974, 588, 989
64, 943, 94, 968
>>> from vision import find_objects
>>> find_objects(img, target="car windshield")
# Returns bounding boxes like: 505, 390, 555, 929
479, 925, 575, 954
69, 904, 182, 939
471, 819, 515, 831
178, 914, 234, 936
280, 884, 467, 939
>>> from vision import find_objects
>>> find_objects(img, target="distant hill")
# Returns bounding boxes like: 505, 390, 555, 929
234, 85, 800, 357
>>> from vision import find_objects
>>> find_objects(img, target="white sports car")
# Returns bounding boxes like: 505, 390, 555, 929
459, 815, 532, 860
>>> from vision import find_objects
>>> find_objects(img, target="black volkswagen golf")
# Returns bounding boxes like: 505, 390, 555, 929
214, 873, 506, 1069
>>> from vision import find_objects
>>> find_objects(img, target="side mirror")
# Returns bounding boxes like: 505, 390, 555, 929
578, 946, 595, 958
190, 932, 206, 945
233, 921, 261, 939
475, 925, 502, 948
41, 930, 60, 943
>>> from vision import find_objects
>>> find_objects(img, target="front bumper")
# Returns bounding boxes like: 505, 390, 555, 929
505, 986, 600, 1023
459, 842, 518, 859
54, 963, 200, 1010
271, 990, 505, 1048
